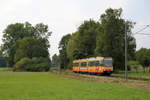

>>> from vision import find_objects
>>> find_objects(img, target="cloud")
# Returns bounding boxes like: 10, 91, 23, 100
0, 0, 149, 57
0, 0, 32, 16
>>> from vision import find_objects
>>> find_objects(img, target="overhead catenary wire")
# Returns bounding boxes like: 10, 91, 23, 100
133, 33, 150, 35
133, 25, 150, 35
125, 24, 150, 80
134, 36, 150, 40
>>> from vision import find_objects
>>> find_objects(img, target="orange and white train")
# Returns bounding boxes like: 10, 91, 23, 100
72, 57, 113, 75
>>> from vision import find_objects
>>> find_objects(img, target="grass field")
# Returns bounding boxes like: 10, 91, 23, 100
0, 72, 150, 100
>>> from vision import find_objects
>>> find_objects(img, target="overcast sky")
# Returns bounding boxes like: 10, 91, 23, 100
0, 0, 150, 57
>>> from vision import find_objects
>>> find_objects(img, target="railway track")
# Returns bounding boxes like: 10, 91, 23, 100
73, 72, 150, 81
110, 75, 150, 81
51, 70, 150, 81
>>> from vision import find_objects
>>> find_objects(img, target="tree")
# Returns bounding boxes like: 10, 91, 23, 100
75, 19, 99, 58
14, 37, 49, 63
1, 22, 51, 67
0, 56, 6, 67
59, 34, 71, 69
66, 33, 79, 69
66, 20, 100, 69
69, 21, 98, 56
136, 48, 150, 72
66, 8, 136, 70
51, 54, 60, 69
95, 8, 136, 70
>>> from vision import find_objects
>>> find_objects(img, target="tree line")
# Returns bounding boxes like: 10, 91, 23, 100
52, 8, 150, 72
0, 8, 149, 72
55, 8, 150, 72
53, 8, 136, 71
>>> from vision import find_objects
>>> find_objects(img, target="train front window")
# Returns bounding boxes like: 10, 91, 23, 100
103, 60, 112, 67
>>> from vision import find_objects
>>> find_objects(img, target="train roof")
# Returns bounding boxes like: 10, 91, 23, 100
73, 59, 87, 62
73, 57, 112, 62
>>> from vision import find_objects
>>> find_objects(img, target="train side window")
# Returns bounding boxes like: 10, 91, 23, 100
88, 61, 95, 66
81, 62, 87, 67
88, 61, 91, 66
92, 61, 95, 66
100, 61, 104, 66
73, 63, 79, 67
73, 63, 75, 67
76, 63, 79, 67
95, 61, 103, 66
95, 61, 100, 66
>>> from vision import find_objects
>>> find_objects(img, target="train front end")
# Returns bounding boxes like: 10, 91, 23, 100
101, 57, 113, 75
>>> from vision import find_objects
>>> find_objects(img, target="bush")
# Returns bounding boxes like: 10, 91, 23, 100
128, 61, 142, 72
14, 57, 51, 72
14, 57, 31, 71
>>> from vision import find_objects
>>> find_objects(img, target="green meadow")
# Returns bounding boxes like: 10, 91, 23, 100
0, 72, 149, 100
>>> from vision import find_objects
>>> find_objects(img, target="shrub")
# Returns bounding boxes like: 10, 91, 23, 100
14, 57, 51, 72
30, 63, 50, 72
14, 57, 31, 71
